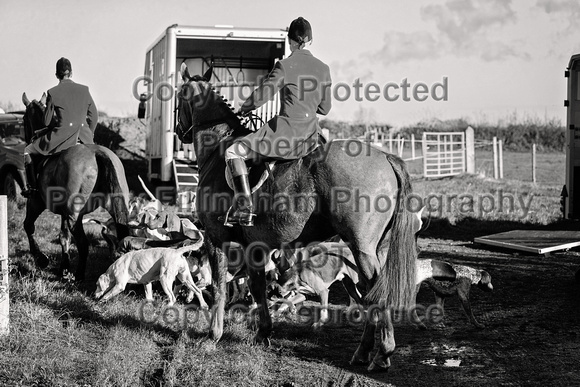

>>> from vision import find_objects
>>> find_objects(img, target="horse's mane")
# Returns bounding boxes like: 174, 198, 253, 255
181, 80, 254, 140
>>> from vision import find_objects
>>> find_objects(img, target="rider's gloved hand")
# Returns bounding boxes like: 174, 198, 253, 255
236, 108, 251, 117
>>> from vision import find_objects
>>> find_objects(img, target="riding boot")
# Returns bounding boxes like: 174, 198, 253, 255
223, 158, 255, 227
21, 153, 37, 198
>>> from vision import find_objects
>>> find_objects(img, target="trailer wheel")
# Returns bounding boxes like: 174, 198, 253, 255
1, 170, 22, 202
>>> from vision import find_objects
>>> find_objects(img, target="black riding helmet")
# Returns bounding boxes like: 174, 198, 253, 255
288, 17, 312, 44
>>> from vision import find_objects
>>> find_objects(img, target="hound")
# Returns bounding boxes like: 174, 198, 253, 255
274, 241, 362, 328
95, 238, 208, 308
415, 259, 493, 329
272, 209, 426, 328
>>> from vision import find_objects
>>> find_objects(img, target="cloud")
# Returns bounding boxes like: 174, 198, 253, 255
369, 0, 527, 65
536, 0, 580, 14
373, 31, 441, 61
422, 0, 516, 47
330, 59, 374, 84
536, 0, 580, 30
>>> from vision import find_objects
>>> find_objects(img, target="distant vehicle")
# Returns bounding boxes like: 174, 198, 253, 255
0, 112, 26, 200
139, 24, 289, 194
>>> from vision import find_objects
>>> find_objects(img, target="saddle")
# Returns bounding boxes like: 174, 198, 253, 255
225, 136, 327, 193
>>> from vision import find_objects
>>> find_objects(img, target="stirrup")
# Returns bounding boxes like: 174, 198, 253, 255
220, 206, 256, 227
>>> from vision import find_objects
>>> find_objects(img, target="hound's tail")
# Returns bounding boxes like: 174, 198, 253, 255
175, 235, 205, 255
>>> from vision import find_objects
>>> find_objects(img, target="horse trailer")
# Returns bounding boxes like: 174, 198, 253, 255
564, 54, 580, 219
138, 24, 289, 195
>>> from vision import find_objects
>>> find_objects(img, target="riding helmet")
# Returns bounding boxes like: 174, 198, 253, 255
288, 17, 312, 44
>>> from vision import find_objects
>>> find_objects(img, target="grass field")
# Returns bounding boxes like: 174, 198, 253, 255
0, 151, 577, 387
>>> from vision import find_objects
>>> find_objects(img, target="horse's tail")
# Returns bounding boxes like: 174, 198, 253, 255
94, 146, 130, 240
366, 153, 417, 311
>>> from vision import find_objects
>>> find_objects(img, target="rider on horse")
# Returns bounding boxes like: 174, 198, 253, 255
21, 57, 98, 198
224, 17, 332, 227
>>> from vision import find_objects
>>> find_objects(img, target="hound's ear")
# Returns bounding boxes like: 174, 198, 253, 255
202, 66, 213, 82
40, 92, 47, 105
180, 62, 191, 82
22, 92, 30, 107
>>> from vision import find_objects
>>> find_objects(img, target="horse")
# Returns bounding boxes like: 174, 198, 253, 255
21, 93, 130, 281
176, 65, 441, 371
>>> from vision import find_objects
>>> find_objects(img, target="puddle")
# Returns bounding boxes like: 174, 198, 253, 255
420, 358, 462, 367
444, 359, 462, 367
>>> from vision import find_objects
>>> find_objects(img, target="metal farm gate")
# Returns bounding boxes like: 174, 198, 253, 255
422, 132, 466, 178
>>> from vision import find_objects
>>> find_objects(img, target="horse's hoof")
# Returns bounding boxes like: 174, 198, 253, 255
209, 328, 223, 342
367, 359, 390, 372
252, 335, 271, 347
35, 253, 50, 269
416, 322, 428, 330
349, 352, 371, 366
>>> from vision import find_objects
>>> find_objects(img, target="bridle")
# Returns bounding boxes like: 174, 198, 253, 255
175, 81, 264, 139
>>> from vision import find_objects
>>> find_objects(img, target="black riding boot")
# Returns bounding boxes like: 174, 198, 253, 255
223, 158, 255, 227
21, 153, 37, 198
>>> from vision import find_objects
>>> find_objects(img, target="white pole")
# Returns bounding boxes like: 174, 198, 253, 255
493, 136, 499, 179
398, 137, 405, 158
532, 144, 537, 183
422, 132, 428, 177
0, 196, 9, 336
465, 126, 475, 173
498, 139, 504, 179
411, 133, 416, 160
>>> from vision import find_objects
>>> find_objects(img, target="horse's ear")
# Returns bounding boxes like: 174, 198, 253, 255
202, 66, 213, 82
180, 62, 191, 82
22, 92, 30, 107
40, 92, 47, 105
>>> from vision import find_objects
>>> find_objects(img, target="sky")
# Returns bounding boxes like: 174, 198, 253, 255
1, 0, 580, 127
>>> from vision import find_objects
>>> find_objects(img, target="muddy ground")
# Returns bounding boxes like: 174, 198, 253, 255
269, 235, 580, 387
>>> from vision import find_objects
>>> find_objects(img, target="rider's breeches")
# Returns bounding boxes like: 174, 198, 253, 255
225, 141, 257, 162
24, 144, 38, 164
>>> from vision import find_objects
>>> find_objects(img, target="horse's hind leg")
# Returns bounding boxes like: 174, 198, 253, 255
350, 319, 376, 365
207, 241, 228, 342
24, 198, 49, 268
368, 309, 396, 372
246, 246, 272, 346
346, 243, 382, 366
59, 216, 73, 277
71, 214, 90, 282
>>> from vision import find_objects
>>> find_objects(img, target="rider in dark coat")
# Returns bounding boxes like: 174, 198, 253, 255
223, 17, 332, 227
21, 57, 98, 197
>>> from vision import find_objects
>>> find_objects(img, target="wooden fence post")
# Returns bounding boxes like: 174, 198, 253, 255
465, 126, 475, 173
0, 196, 8, 336
532, 144, 537, 183
492, 136, 499, 179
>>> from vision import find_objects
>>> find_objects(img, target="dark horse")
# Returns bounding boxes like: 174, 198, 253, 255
176, 66, 422, 371
21, 93, 130, 281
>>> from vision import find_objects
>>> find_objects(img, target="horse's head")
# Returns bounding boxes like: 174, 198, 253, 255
22, 92, 47, 143
176, 64, 242, 145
